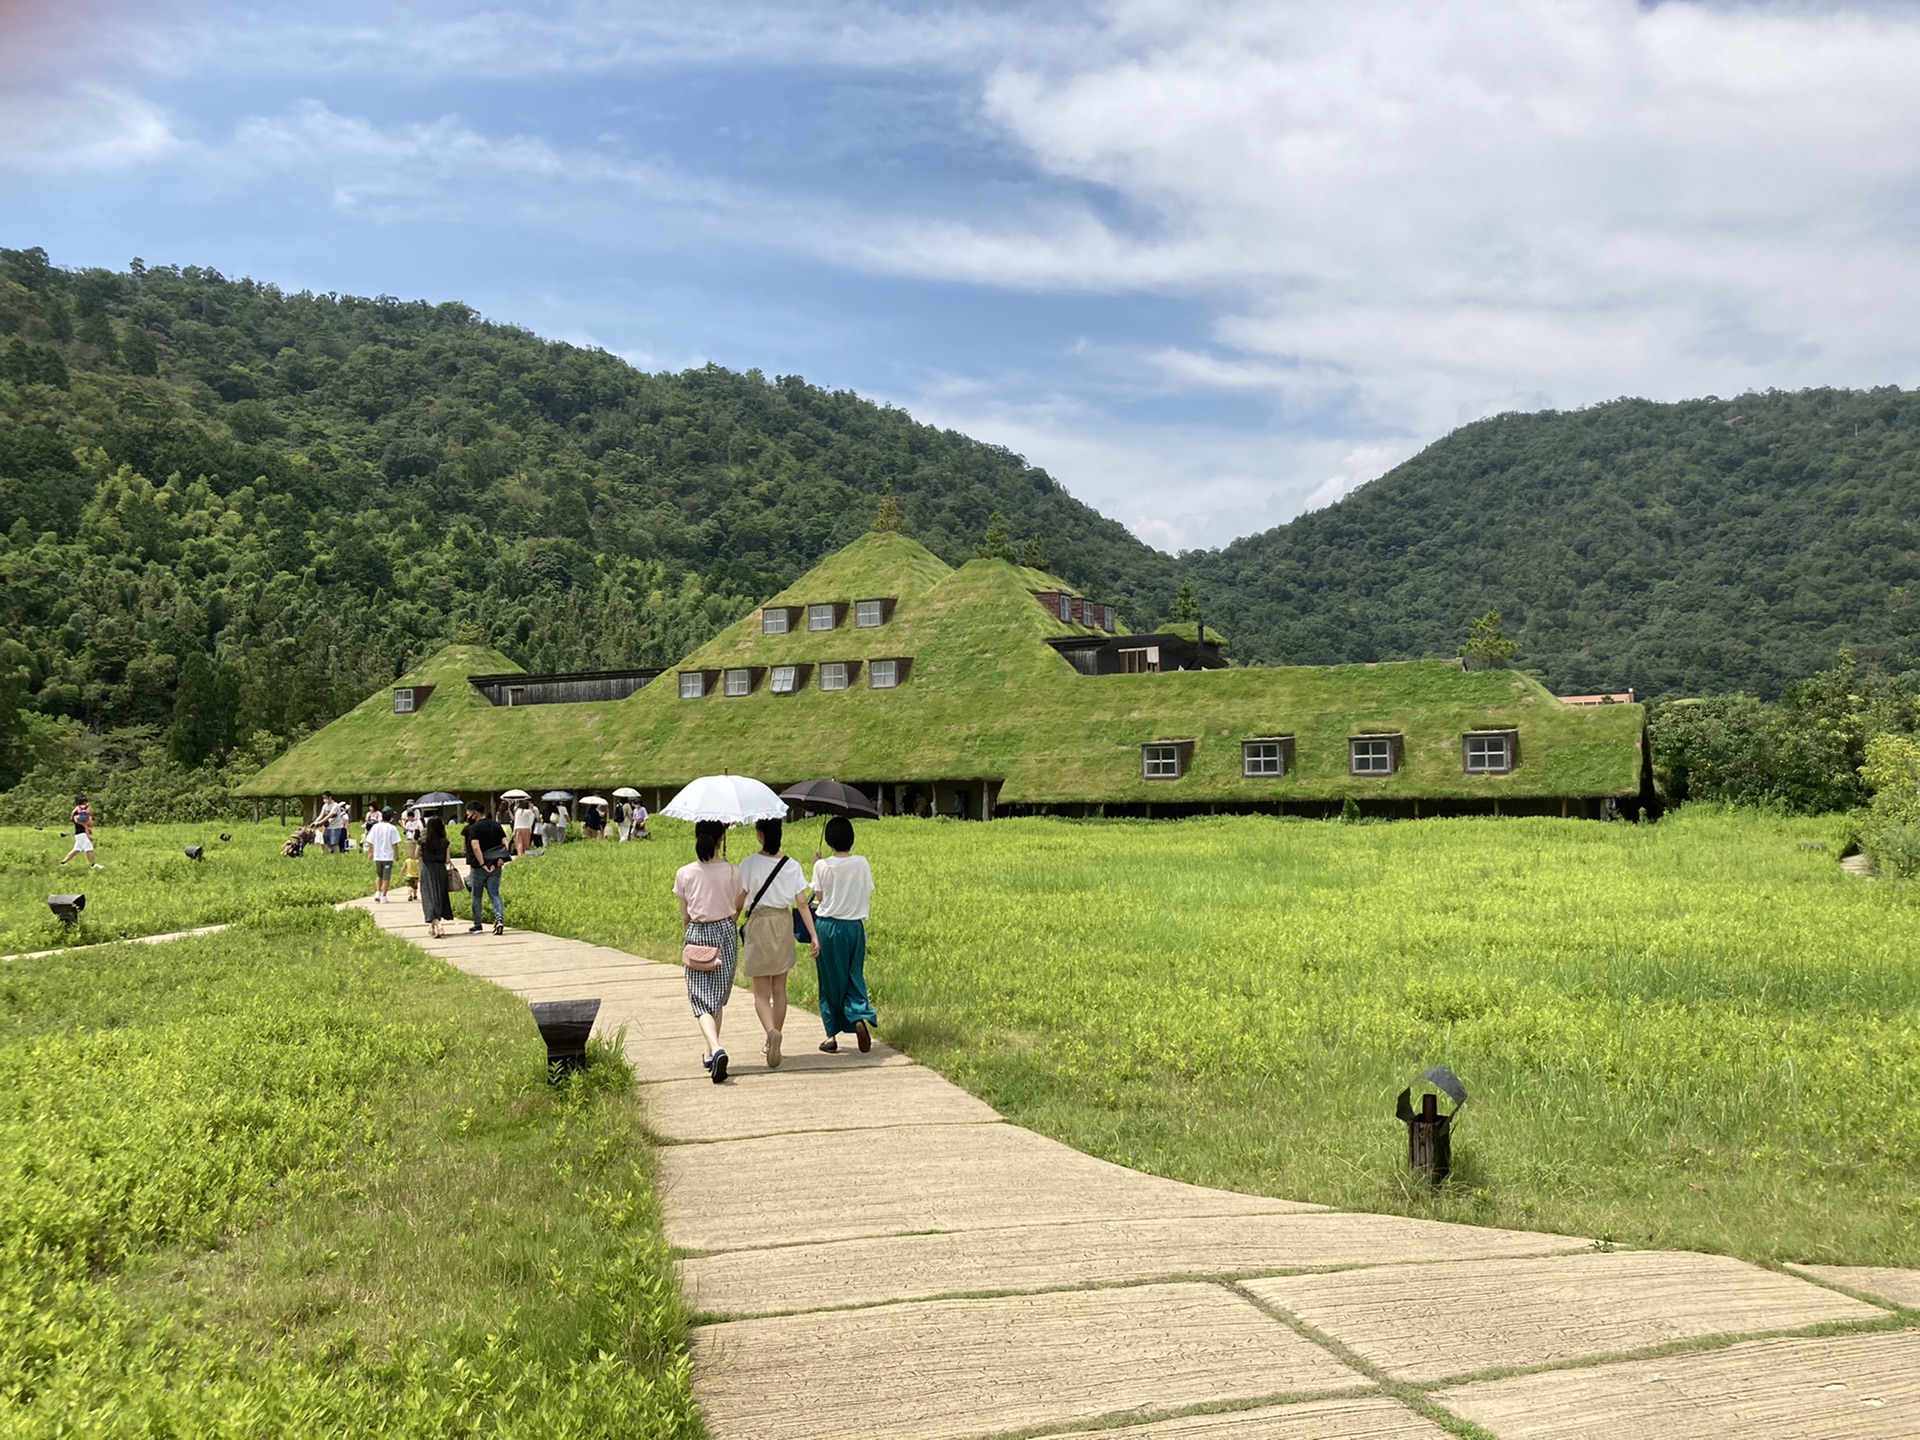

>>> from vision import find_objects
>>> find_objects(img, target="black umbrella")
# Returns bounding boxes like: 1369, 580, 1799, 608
541, 789, 575, 802
413, 792, 463, 808
779, 779, 880, 818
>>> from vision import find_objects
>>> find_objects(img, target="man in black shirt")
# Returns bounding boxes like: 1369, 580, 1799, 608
461, 800, 510, 935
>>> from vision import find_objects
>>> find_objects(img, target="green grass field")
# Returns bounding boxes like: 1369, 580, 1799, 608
502, 807, 1918, 1268
0, 822, 377, 956
1, 905, 703, 1437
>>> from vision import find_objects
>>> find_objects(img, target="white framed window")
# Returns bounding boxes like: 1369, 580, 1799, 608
820, 662, 849, 691
393, 689, 414, 713
1058, 594, 1073, 622
762, 608, 790, 634
1142, 743, 1183, 779
869, 659, 898, 689
855, 599, 885, 628
1350, 736, 1396, 775
1465, 732, 1514, 774
770, 665, 798, 694
724, 668, 753, 697
1242, 740, 1287, 777
808, 603, 837, 631
679, 672, 705, 699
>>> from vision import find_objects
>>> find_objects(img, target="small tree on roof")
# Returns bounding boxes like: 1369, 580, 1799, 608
870, 482, 901, 533
1459, 610, 1518, 668
976, 511, 1019, 562
1018, 536, 1048, 569
1169, 580, 1201, 622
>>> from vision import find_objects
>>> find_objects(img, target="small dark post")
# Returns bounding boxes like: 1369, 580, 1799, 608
1396, 1065, 1467, 1185
529, 998, 601, 1077
184, 845, 204, 860
47, 894, 86, 925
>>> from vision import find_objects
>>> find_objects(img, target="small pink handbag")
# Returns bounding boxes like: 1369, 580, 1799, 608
682, 944, 722, 971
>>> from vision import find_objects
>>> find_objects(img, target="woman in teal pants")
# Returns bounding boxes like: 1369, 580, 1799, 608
808, 815, 878, 1053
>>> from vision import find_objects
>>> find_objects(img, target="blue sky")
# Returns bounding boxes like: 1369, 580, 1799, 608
6, 1, 1920, 550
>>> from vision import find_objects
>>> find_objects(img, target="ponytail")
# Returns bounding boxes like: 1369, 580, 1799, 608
694, 819, 726, 863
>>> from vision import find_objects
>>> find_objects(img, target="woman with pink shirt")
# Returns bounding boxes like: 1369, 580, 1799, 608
673, 819, 746, 1084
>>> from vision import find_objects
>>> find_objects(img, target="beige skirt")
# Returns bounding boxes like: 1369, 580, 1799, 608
740, 907, 798, 978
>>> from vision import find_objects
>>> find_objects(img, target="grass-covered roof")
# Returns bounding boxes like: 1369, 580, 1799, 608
242, 531, 1645, 802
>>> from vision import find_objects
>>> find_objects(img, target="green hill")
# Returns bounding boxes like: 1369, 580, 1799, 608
1188, 390, 1920, 698
5, 244, 1920, 805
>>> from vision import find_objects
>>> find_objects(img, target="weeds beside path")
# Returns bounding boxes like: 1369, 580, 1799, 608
0, 905, 704, 1438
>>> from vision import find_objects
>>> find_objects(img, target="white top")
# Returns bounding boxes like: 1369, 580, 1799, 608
366, 821, 402, 863
738, 852, 807, 913
809, 854, 874, 921
513, 804, 537, 830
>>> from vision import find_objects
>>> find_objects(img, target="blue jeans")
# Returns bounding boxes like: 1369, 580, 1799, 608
470, 866, 503, 926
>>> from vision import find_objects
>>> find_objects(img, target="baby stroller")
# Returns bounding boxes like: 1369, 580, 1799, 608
284, 825, 316, 858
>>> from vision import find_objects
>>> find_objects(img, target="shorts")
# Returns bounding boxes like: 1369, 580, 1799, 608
325, 827, 346, 849
70, 832, 94, 853
404, 857, 421, 880
374, 860, 394, 881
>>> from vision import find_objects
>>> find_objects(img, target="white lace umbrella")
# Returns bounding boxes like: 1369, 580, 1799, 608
660, 774, 788, 824
612, 786, 641, 799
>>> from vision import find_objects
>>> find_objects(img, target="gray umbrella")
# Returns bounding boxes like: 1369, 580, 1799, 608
541, 789, 575, 802
779, 779, 880, 818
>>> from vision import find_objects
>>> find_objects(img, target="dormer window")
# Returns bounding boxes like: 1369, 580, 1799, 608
869, 659, 898, 689
1464, 730, 1517, 774
820, 662, 849, 691
770, 665, 800, 694
1242, 738, 1294, 777
393, 684, 434, 713
724, 668, 755, 697
808, 603, 839, 632
1142, 740, 1192, 779
762, 607, 792, 635
855, 598, 895, 628
1350, 734, 1400, 776
679, 672, 706, 699
1058, 595, 1073, 623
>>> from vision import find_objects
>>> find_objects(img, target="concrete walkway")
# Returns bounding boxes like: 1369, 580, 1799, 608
353, 900, 1920, 1439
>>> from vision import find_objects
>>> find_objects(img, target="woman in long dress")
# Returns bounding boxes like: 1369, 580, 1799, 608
737, 817, 820, 1070
418, 816, 452, 938
673, 820, 745, 1083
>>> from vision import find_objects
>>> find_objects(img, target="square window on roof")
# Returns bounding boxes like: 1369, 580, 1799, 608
808, 603, 837, 631
1350, 735, 1397, 775
869, 659, 898, 689
1465, 732, 1515, 773
724, 668, 753, 696
393, 690, 414, 714
679, 672, 705, 699
855, 599, 885, 627
1142, 743, 1184, 779
762, 608, 790, 634
820, 662, 849, 691
770, 665, 798, 694
1242, 740, 1286, 776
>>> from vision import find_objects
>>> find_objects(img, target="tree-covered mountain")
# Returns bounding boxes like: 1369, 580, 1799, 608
6, 244, 1920, 808
0, 246, 1174, 791
1187, 389, 1920, 698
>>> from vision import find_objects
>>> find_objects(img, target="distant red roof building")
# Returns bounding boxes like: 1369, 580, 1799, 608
1558, 691, 1635, 706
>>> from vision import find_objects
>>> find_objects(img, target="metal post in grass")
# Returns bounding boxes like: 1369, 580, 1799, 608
1396, 1065, 1467, 1184
47, 894, 85, 925
184, 845, 204, 860
529, 999, 601, 1077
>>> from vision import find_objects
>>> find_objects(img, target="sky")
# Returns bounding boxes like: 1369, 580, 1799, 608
4, 1, 1920, 552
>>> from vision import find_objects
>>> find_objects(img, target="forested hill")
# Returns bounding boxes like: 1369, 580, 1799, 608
0, 247, 1174, 786
1189, 389, 1920, 698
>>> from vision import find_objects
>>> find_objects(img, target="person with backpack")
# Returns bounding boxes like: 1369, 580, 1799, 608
737, 816, 820, 1070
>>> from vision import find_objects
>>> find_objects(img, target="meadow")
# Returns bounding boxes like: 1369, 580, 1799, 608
0, 904, 702, 1437
0, 822, 376, 956
504, 806, 1920, 1267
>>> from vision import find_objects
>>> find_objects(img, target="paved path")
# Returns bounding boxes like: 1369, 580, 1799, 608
2, 921, 230, 964
352, 900, 1920, 1439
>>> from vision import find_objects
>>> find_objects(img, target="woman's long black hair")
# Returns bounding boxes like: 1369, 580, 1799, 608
695, 819, 726, 862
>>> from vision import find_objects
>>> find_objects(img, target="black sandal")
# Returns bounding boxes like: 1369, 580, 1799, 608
819, 1038, 839, 1053
854, 1020, 872, 1053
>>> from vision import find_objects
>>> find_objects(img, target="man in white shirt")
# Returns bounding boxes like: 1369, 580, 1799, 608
366, 809, 403, 902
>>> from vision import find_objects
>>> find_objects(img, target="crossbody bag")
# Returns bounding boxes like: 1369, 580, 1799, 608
739, 856, 790, 941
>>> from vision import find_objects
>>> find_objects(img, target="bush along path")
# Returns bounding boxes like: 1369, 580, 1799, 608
355, 898, 1920, 1440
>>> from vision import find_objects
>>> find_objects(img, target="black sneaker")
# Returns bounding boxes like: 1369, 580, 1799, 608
467, 924, 484, 934
710, 1049, 729, 1084
493, 921, 503, 936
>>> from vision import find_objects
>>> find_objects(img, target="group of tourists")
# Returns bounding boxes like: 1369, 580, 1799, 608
674, 815, 876, 1083
408, 800, 511, 939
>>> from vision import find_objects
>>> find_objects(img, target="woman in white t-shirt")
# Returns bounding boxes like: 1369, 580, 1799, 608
512, 800, 537, 855
808, 815, 878, 1054
737, 817, 820, 1070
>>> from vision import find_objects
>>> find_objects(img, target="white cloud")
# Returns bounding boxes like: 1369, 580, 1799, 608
0, 83, 176, 172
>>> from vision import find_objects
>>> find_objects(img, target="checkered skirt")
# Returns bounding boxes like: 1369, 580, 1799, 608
682, 917, 738, 1018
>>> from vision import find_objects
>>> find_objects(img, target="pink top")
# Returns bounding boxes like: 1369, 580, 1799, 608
674, 859, 745, 924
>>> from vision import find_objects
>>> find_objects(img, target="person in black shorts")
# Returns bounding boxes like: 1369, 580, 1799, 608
461, 800, 509, 935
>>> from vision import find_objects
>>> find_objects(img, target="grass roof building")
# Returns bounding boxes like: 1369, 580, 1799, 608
241, 532, 1652, 820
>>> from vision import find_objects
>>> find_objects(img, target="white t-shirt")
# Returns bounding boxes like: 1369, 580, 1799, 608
366, 821, 402, 863
809, 854, 874, 921
738, 853, 807, 914
513, 804, 537, 831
